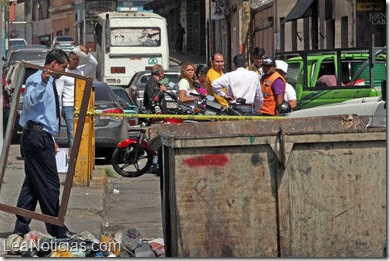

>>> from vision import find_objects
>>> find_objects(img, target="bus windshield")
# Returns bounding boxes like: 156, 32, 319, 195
110, 27, 161, 47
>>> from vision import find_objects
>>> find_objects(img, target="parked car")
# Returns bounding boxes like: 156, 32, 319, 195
9, 44, 48, 50
288, 80, 386, 128
111, 86, 139, 126
127, 70, 180, 107
6, 38, 27, 50
56, 81, 128, 161
50, 35, 77, 52
4, 47, 49, 69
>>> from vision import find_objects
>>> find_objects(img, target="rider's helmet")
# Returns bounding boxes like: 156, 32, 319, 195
279, 101, 292, 114
262, 56, 276, 67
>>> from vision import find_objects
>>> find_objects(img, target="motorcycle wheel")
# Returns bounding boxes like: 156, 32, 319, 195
111, 144, 154, 177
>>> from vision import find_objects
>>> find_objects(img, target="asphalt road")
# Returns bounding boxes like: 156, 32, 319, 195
102, 170, 164, 240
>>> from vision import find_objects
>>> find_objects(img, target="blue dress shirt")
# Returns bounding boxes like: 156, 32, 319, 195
19, 70, 60, 136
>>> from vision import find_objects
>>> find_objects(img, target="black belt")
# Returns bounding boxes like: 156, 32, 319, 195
24, 121, 50, 136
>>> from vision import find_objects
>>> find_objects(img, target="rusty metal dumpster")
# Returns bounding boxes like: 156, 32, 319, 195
148, 115, 386, 257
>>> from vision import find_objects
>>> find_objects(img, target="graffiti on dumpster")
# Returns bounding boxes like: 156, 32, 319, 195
184, 154, 228, 167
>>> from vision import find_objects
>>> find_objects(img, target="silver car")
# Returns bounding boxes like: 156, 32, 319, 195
5, 47, 49, 69
50, 35, 77, 52
55, 81, 128, 161
127, 70, 180, 107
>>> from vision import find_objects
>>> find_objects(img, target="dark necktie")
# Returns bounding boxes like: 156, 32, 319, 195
52, 80, 60, 125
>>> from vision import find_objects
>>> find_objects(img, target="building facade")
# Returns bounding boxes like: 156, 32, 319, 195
5, 0, 386, 63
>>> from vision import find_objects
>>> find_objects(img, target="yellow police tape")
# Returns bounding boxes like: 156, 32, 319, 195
92, 112, 287, 121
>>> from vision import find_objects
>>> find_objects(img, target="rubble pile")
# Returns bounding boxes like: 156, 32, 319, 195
1, 228, 164, 257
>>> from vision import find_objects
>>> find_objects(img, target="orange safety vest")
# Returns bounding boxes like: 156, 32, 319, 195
260, 71, 286, 116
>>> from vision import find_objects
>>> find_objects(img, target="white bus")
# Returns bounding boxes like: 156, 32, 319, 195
94, 9, 169, 87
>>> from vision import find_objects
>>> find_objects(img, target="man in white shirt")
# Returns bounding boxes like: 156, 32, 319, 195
275, 60, 297, 110
212, 54, 263, 114
56, 45, 98, 149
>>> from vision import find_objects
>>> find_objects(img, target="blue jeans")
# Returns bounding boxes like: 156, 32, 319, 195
62, 106, 74, 148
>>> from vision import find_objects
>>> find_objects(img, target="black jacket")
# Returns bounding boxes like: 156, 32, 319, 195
143, 76, 165, 111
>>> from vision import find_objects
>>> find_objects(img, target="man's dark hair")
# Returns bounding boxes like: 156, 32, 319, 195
251, 47, 265, 58
196, 64, 209, 76
233, 54, 246, 68
45, 49, 69, 65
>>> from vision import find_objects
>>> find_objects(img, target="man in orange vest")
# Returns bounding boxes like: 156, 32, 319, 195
259, 57, 286, 116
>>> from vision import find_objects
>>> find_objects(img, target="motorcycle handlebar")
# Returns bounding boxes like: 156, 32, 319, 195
189, 92, 206, 99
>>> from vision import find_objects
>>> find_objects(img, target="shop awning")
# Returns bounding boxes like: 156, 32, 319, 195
285, 0, 316, 22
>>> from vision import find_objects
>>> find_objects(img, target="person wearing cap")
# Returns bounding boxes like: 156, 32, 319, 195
212, 54, 263, 115
275, 60, 297, 110
260, 56, 286, 116
55, 45, 98, 149
247, 47, 266, 78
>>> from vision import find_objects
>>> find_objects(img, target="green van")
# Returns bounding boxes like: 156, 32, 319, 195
280, 47, 386, 110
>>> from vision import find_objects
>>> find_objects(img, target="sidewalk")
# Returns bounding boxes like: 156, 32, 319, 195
0, 144, 106, 243
0, 144, 164, 257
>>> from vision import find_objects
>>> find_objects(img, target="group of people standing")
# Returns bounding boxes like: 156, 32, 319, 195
12, 44, 295, 239
144, 47, 297, 116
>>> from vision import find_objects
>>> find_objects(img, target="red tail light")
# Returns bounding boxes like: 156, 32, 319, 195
111, 67, 126, 74
129, 118, 137, 126
100, 108, 124, 121
103, 108, 124, 114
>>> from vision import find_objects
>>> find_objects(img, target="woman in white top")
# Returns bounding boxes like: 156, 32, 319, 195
177, 62, 200, 108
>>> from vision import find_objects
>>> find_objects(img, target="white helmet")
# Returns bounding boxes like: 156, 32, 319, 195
275, 60, 288, 73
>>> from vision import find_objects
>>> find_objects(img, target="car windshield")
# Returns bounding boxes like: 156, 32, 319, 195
9, 51, 47, 64
56, 36, 74, 41
9, 40, 27, 47
112, 89, 135, 105
139, 73, 180, 89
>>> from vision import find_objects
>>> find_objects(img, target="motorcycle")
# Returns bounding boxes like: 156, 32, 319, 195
111, 93, 189, 178
110, 91, 251, 178
188, 92, 256, 116
111, 127, 157, 178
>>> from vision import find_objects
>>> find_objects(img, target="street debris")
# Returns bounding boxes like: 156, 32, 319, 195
1, 228, 164, 257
